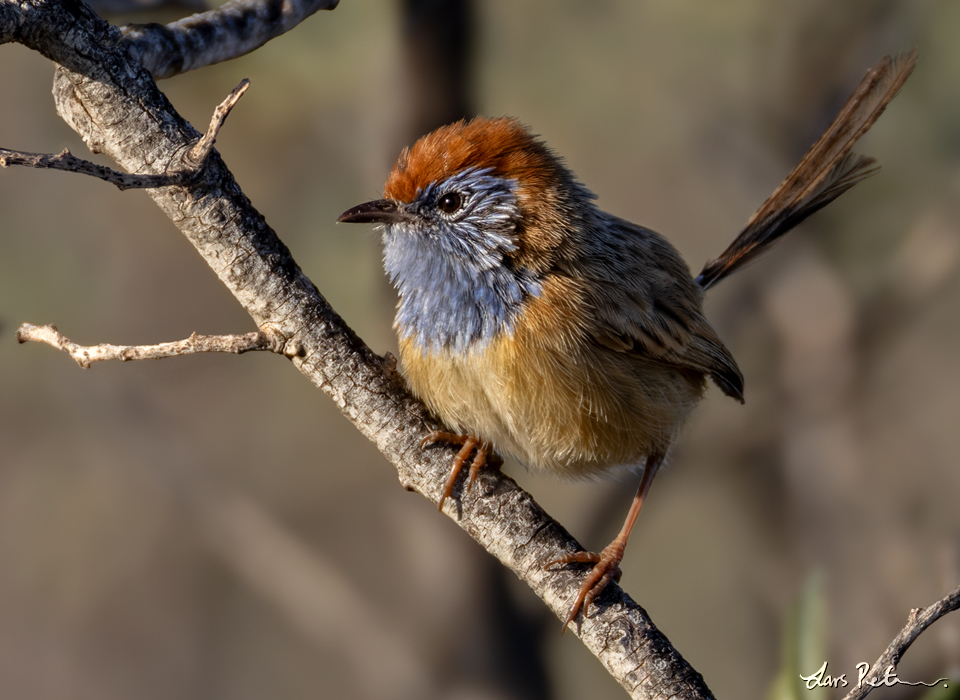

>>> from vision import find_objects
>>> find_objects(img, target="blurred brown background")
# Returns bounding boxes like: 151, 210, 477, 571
1, 1, 958, 699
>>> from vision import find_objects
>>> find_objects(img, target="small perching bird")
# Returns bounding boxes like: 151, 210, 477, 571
339, 52, 916, 630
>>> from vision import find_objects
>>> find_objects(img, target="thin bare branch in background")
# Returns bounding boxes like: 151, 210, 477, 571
841, 585, 960, 700
16, 324, 292, 368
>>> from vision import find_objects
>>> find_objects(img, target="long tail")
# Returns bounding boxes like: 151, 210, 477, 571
696, 50, 917, 291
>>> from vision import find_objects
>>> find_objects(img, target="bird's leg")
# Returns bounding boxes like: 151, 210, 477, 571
420, 431, 501, 510
548, 453, 662, 632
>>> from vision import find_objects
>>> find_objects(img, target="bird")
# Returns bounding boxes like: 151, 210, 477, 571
338, 52, 916, 630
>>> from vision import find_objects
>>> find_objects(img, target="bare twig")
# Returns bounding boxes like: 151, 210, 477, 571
122, 0, 340, 79
0, 147, 194, 189
0, 80, 248, 189
2, 2, 712, 695
187, 79, 249, 166
841, 584, 960, 700
16, 324, 291, 369
12, 2, 940, 699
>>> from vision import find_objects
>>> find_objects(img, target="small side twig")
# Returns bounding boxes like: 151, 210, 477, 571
0, 147, 189, 189
841, 583, 960, 700
0, 80, 250, 189
16, 323, 294, 369
186, 79, 249, 167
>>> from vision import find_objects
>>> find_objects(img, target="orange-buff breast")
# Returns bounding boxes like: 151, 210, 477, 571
398, 275, 705, 479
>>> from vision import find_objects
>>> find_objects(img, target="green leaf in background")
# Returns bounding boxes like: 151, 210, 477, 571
768, 572, 829, 700
915, 678, 960, 700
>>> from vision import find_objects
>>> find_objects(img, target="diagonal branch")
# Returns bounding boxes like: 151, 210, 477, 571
841, 584, 960, 700
9, 2, 952, 698
1, 2, 711, 698
122, 0, 340, 79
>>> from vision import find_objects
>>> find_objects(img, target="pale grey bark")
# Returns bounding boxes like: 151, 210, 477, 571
841, 584, 960, 700
0, 78, 248, 188
122, 0, 340, 79
0, 1, 712, 698
16, 324, 288, 367
3, 2, 956, 699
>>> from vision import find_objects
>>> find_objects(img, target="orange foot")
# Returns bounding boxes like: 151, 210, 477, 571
420, 431, 501, 510
548, 540, 626, 632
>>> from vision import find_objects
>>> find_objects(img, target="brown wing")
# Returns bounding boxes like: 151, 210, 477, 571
559, 214, 744, 402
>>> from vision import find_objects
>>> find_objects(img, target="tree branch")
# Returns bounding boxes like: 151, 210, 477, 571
0, 146, 197, 188
841, 584, 960, 700
0, 79, 248, 188
186, 78, 249, 164
16, 324, 292, 368
8, 2, 954, 698
1, 2, 712, 698
122, 0, 340, 79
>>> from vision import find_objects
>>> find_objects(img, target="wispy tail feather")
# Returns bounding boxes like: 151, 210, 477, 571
696, 50, 917, 290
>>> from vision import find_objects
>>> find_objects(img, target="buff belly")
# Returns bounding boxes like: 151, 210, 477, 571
398, 320, 705, 480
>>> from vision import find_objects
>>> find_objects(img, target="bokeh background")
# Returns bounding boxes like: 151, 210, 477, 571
1, 1, 959, 698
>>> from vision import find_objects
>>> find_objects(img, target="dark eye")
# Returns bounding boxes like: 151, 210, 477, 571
436, 191, 464, 215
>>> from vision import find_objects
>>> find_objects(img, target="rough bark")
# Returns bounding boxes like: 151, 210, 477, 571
4, 2, 954, 699
1, 0, 714, 697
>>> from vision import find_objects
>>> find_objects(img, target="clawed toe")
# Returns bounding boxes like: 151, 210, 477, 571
420, 432, 497, 510
549, 543, 625, 632
546, 550, 600, 568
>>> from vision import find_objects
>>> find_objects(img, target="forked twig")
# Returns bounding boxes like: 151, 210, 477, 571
0, 79, 250, 189
841, 583, 960, 700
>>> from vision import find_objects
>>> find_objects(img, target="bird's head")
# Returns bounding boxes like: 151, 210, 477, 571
338, 117, 596, 353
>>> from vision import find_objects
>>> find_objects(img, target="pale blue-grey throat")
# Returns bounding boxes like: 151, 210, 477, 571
379, 168, 542, 354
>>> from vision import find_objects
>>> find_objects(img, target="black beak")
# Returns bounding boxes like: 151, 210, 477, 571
337, 199, 409, 225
